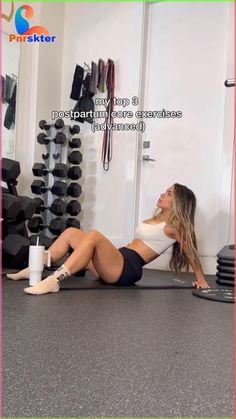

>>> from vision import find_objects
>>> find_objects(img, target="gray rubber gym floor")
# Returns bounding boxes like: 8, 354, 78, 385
2, 268, 234, 418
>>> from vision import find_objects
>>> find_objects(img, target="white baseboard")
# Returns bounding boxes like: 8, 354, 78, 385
144, 253, 217, 276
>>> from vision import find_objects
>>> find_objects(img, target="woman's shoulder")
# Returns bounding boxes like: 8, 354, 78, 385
142, 217, 155, 224
164, 223, 179, 239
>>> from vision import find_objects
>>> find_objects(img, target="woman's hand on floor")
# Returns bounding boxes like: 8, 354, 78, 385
192, 277, 210, 289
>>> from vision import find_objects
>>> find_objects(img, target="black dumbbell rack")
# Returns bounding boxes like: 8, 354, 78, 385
2, 158, 37, 268
28, 119, 82, 245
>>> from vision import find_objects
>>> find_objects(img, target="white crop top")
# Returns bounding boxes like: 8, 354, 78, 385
134, 221, 176, 255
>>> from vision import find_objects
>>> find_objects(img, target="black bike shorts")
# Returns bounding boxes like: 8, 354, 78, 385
115, 247, 146, 286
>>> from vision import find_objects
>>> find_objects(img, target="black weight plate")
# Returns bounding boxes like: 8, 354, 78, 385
217, 257, 234, 267
217, 244, 235, 260
192, 288, 234, 303
216, 279, 234, 287
216, 264, 234, 274
216, 271, 234, 280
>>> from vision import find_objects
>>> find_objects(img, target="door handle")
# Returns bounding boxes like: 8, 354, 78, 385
224, 78, 235, 87
142, 155, 156, 161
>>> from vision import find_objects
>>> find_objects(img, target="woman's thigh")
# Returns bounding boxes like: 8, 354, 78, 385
67, 228, 100, 278
89, 231, 124, 284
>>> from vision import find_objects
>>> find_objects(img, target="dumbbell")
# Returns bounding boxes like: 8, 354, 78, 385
17, 196, 37, 221
33, 198, 67, 216
69, 137, 81, 148
69, 125, 80, 135
2, 194, 35, 242
3, 219, 26, 239
30, 234, 54, 249
39, 118, 64, 131
28, 217, 67, 235
66, 200, 81, 216
39, 120, 50, 131
37, 132, 66, 145
2, 193, 21, 220
68, 151, 82, 164
68, 166, 82, 180
2, 158, 20, 182
66, 218, 81, 228
32, 163, 68, 178
67, 183, 82, 197
33, 198, 81, 216
54, 119, 64, 129
32, 163, 82, 180
2, 234, 30, 268
3, 194, 36, 221
31, 180, 82, 197
31, 180, 67, 196
28, 216, 81, 235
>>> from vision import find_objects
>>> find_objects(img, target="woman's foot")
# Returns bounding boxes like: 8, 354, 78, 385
24, 264, 71, 295
7, 267, 29, 280
7, 252, 51, 281
24, 275, 60, 295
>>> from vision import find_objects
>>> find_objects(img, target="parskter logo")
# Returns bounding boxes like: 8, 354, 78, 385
9, 5, 56, 43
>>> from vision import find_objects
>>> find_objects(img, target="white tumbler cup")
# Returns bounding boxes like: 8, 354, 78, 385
28, 245, 51, 286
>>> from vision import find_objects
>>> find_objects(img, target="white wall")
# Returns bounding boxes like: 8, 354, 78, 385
60, 2, 144, 245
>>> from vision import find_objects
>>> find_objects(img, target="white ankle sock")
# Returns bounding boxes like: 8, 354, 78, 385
7, 252, 51, 281
24, 264, 71, 295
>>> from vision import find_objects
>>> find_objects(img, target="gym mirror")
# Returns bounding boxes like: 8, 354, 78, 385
2, 31, 21, 159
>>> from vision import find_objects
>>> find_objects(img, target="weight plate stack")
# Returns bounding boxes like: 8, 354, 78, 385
216, 244, 235, 287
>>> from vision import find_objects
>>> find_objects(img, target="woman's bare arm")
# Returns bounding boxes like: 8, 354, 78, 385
165, 225, 210, 289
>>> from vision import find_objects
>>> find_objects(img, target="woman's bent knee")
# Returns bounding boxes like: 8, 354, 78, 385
66, 227, 81, 234
63, 227, 82, 240
87, 230, 103, 241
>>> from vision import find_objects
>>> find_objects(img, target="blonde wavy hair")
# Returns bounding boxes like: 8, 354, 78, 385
153, 183, 200, 275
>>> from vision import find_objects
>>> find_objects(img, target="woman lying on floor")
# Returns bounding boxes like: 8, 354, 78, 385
7, 183, 210, 294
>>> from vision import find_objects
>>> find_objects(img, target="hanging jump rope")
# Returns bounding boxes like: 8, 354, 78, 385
101, 59, 115, 171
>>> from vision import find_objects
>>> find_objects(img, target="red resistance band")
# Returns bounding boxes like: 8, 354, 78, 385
101, 59, 115, 171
